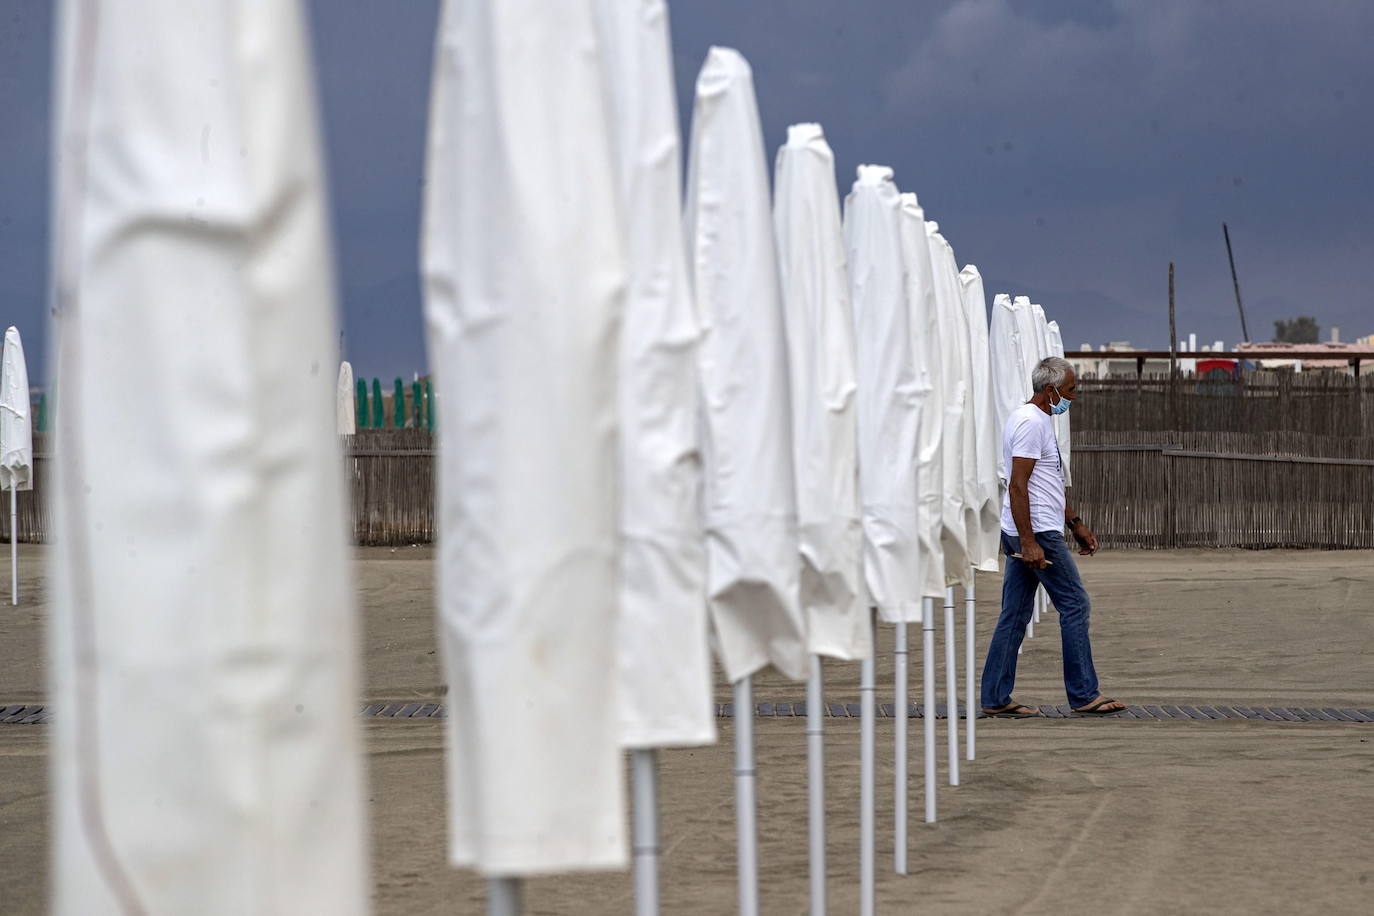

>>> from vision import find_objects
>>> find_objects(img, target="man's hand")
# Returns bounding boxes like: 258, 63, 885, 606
1071, 522, 1099, 556
1018, 538, 1049, 568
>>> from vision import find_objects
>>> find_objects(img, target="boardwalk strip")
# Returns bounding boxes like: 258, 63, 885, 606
6, 701, 1374, 725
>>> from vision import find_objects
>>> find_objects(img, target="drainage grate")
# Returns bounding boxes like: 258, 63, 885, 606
4, 702, 1371, 725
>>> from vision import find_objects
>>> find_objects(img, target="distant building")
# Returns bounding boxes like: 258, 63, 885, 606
1233, 341, 1374, 375
1067, 335, 1374, 377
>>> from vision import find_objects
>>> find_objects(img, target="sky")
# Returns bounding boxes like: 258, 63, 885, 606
2, 0, 1372, 384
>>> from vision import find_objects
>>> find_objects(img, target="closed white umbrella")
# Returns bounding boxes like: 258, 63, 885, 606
773, 124, 867, 664
1046, 319, 1072, 486
896, 194, 943, 827
926, 224, 973, 586
599, 0, 712, 755
989, 293, 1030, 484
48, 3, 367, 913
0, 327, 32, 605
927, 223, 974, 788
957, 265, 1000, 763
845, 169, 925, 627
1026, 303, 1054, 630
995, 295, 1051, 636
336, 361, 356, 435
1030, 303, 1052, 363
957, 269, 1002, 575
596, 3, 713, 912
421, 0, 627, 893
685, 47, 806, 685
844, 164, 924, 902
898, 197, 945, 601
684, 47, 805, 916
773, 122, 867, 914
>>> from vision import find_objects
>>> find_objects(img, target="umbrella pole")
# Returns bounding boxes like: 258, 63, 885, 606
631, 749, 660, 916
488, 878, 522, 916
965, 577, 976, 761
922, 597, 937, 823
859, 611, 875, 916
806, 656, 826, 915
943, 588, 959, 787
9, 487, 15, 605
893, 620, 908, 874
735, 676, 759, 916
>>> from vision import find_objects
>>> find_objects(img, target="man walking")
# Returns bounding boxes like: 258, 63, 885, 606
980, 356, 1126, 717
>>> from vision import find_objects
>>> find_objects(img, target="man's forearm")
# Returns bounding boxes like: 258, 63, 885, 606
1010, 484, 1035, 542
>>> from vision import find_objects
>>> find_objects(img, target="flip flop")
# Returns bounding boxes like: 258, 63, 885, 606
1073, 698, 1127, 715
982, 703, 1043, 718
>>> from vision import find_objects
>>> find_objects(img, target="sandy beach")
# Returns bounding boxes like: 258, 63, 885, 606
3, 544, 1372, 914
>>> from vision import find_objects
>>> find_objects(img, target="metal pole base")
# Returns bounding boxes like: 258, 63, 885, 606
894, 620, 908, 875
965, 577, 976, 762
735, 677, 759, 916
922, 597, 937, 823
807, 658, 826, 915
944, 588, 959, 787
488, 878, 522, 916
631, 749, 660, 916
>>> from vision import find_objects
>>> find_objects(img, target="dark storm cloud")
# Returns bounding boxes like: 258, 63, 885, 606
674, 0, 1374, 349
1, 0, 1371, 385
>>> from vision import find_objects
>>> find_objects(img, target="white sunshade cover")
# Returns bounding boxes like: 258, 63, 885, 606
957, 267, 1002, 572
927, 223, 973, 585
897, 195, 945, 599
772, 124, 869, 660
0, 327, 33, 491
684, 47, 807, 682
991, 295, 1048, 483
422, 0, 627, 873
598, 0, 715, 749
844, 166, 924, 623
1030, 303, 1051, 360
989, 294, 1029, 482
1045, 319, 1072, 486
336, 361, 356, 435
48, 3, 367, 913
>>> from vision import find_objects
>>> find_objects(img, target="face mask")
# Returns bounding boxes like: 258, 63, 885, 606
1050, 387, 1071, 415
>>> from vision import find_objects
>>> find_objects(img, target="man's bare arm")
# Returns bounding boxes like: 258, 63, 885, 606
1009, 456, 1047, 568
1063, 497, 1099, 556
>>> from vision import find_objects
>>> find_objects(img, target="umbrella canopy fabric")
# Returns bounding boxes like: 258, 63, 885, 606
0, 327, 33, 491
336, 361, 356, 435
773, 123, 869, 660
1030, 303, 1052, 367
988, 293, 1029, 483
843, 166, 925, 624
684, 47, 807, 681
898, 194, 945, 599
957, 267, 1002, 572
1045, 319, 1072, 486
48, 3, 367, 912
597, 0, 715, 749
422, 0, 627, 873
992, 295, 1048, 483
927, 223, 973, 586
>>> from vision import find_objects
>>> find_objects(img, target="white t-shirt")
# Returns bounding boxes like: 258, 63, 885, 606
1000, 403, 1065, 535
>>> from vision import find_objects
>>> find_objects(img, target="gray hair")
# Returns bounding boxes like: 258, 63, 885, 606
1031, 356, 1074, 392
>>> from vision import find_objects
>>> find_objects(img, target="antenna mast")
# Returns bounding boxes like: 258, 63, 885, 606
1223, 222, 1251, 343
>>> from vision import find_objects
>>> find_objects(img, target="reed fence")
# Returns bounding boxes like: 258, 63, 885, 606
7, 371, 1371, 549
0, 430, 440, 547
1073, 370, 1373, 437
1069, 373, 1374, 548
344, 429, 434, 545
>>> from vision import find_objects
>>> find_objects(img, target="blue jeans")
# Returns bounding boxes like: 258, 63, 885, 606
980, 531, 1101, 710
